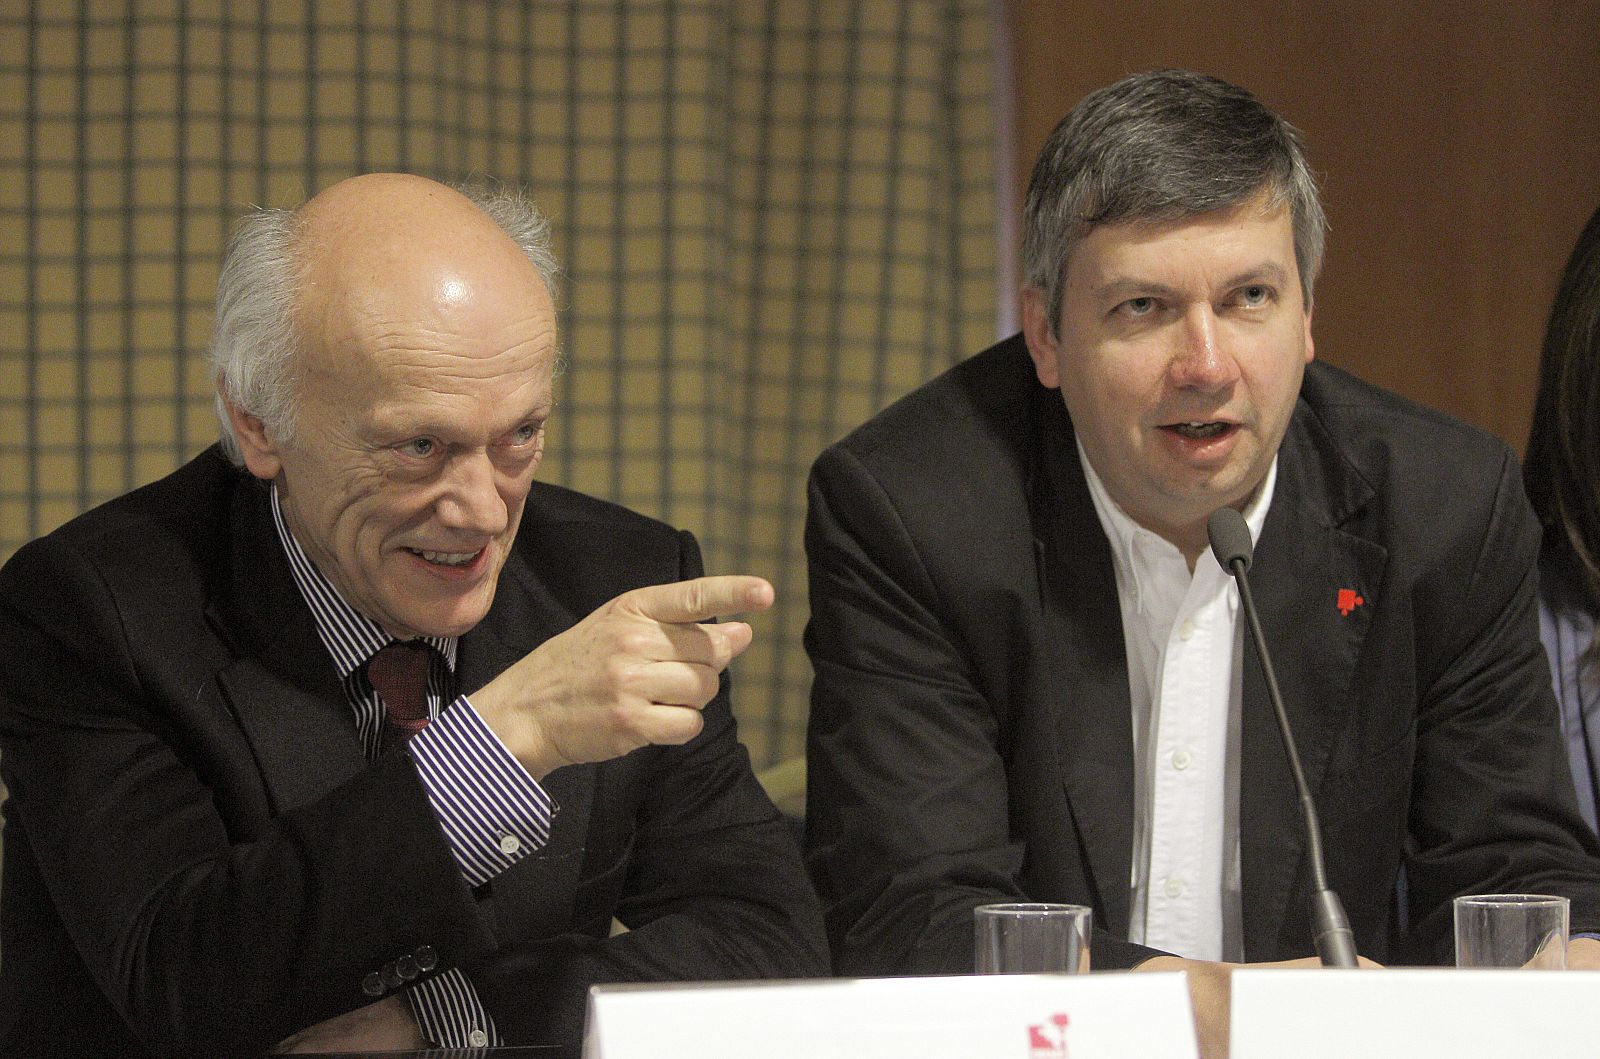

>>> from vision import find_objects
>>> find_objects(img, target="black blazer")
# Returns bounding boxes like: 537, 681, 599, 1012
804, 335, 1600, 974
0, 447, 826, 1058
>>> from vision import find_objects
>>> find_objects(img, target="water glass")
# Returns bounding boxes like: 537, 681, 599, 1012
973, 903, 1091, 974
1454, 893, 1568, 968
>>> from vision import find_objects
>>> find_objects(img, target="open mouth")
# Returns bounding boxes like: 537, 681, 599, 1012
407, 547, 483, 568
1163, 421, 1234, 440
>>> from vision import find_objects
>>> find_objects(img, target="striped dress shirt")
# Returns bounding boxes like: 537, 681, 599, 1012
271, 487, 557, 1047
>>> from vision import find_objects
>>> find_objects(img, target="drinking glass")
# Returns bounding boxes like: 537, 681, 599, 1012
973, 903, 1092, 974
1454, 893, 1568, 968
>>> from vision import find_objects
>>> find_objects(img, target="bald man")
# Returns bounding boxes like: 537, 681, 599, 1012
0, 175, 826, 1058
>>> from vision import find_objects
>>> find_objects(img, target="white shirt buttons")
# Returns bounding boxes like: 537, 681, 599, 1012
499, 833, 521, 855
468, 1029, 489, 1047
1081, 440, 1280, 962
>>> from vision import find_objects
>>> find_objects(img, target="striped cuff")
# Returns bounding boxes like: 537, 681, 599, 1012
407, 694, 557, 887
405, 967, 499, 1048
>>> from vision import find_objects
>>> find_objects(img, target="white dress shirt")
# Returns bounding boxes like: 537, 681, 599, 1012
1079, 443, 1276, 962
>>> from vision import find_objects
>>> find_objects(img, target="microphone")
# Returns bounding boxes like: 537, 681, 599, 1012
1207, 507, 1359, 968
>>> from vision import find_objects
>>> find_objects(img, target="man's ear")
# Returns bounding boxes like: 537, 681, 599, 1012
220, 385, 284, 481
1020, 286, 1062, 389
1302, 303, 1316, 365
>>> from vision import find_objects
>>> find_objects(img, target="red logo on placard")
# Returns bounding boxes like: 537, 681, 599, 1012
1336, 588, 1365, 616
1028, 1012, 1070, 1058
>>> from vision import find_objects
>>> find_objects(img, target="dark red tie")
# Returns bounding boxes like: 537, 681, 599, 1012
367, 640, 434, 753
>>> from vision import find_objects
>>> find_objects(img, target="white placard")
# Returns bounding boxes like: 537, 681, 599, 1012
1232, 968, 1600, 1058
582, 972, 1195, 1059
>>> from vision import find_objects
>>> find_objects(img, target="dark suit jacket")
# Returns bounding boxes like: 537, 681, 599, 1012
0, 447, 826, 1058
804, 334, 1600, 974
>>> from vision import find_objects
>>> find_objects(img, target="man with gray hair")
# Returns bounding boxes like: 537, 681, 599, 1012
0, 173, 826, 1057
804, 69, 1600, 1051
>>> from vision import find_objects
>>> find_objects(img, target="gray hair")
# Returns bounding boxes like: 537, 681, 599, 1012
1023, 69, 1327, 336
209, 178, 561, 465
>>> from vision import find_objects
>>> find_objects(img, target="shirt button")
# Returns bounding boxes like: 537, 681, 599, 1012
468, 1029, 489, 1047
499, 833, 522, 855
361, 972, 385, 997
1164, 877, 1185, 899
1172, 748, 1192, 771
381, 963, 403, 990
396, 955, 419, 980
1177, 620, 1195, 641
414, 945, 438, 971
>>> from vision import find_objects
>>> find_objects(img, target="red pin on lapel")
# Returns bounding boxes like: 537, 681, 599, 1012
1336, 588, 1365, 616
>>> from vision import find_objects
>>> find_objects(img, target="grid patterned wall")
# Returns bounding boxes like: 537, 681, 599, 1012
0, 0, 999, 768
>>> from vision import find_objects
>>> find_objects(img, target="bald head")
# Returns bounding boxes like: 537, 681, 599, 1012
302, 172, 495, 239
292, 175, 553, 385
299, 174, 541, 318
212, 173, 562, 639
208, 174, 559, 465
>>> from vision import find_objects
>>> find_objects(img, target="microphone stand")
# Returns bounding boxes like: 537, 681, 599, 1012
1210, 508, 1359, 968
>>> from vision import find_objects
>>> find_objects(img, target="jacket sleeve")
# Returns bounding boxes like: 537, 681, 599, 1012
801, 442, 1159, 976
1401, 448, 1600, 960
0, 534, 497, 1058
471, 528, 829, 1045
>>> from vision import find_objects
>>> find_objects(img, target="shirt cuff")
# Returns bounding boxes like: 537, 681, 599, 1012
405, 967, 499, 1048
406, 694, 557, 886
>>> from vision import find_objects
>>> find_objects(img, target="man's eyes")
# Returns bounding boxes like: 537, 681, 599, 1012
391, 424, 543, 461
1112, 287, 1273, 318
507, 423, 543, 446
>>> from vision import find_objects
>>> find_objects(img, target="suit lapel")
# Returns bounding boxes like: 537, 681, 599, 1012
205, 476, 369, 815
1032, 394, 1138, 936
1238, 405, 1386, 959
206, 476, 599, 940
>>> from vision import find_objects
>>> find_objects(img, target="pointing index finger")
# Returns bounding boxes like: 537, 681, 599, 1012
622, 575, 774, 625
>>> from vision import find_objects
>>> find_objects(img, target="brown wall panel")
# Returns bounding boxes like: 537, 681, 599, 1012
1008, 1, 1600, 451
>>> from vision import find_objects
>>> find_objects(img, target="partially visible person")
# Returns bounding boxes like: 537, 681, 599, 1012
1527, 203, 1600, 834
0, 174, 826, 1058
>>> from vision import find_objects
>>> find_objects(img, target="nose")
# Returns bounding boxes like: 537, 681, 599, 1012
435, 450, 509, 536
1168, 306, 1239, 391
